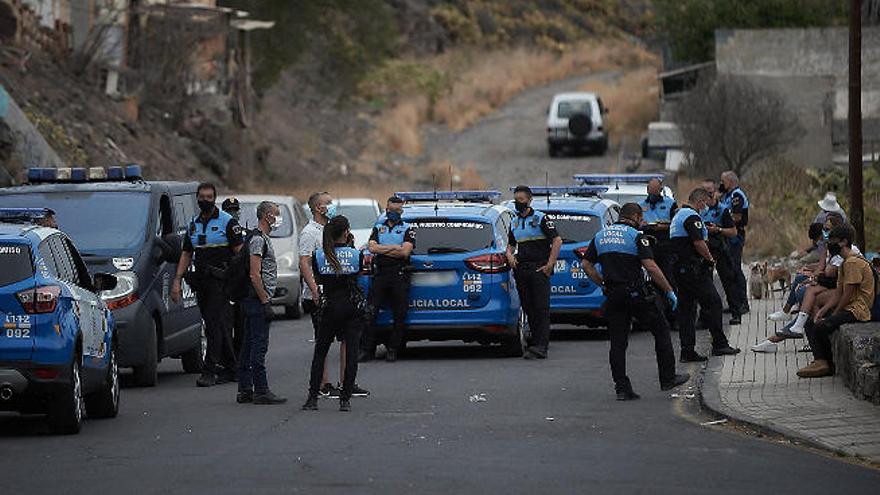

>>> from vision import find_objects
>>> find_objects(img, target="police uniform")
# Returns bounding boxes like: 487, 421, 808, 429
581, 222, 677, 393
309, 245, 365, 400
640, 195, 678, 317
508, 208, 560, 355
719, 186, 749, 313
364, 219, 416, 357
700, 203, 745, 317
183, 207, 243, 379
669, 205, 732, 355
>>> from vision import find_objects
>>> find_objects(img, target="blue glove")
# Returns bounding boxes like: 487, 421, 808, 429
665, 291, 678, 312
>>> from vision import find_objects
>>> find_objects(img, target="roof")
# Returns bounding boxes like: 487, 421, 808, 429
0, 181, 197, 195
0, 223, 56, 242
402, 203, 504, 222
552, 92, 598, 101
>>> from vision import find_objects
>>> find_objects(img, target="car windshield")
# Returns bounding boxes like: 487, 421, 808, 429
0, 244, 33, 286
602, 193, 646, 206
238, 203, 293, 238
557, 100, 592, 119
336, 203, 378, 230
544, 212, 602, 244
408, 218, 494, 255
0, 192, 150, 255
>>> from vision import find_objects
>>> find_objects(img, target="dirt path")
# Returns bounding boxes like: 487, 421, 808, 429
422, 70, 636, 191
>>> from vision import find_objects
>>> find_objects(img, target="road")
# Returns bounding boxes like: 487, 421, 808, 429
2, 318, 878, 494
422, 71, 641, 191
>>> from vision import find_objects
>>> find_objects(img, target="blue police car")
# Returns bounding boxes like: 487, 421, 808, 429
506, 186, 620, 327
365, 191, 524, 356
0, 209, 118, 434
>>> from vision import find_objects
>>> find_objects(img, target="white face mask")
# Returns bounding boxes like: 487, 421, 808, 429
269, 214, 283, 231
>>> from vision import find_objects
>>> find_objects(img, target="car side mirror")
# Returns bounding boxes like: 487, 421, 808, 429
93, 273, 117, 292
155, 234, 183, 264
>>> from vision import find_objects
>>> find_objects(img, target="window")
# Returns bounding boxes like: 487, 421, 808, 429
544, 212, 602, 244
38, 241, 59, 278
47, 235, 76, 285
557, 100, 592, 119
238, 203, 294, 238
64, 238, 93, 290
409, 218, 495, 255
0, 243, 33, 287
174, 194, 197, 235
158, 195, 173, 236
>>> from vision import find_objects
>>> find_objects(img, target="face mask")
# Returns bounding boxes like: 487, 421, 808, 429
198, 200, 215, 214
822, 230, 830, 240
718, 184, 728, 194
827, 242, 843, 256
646, 193, 662, 204
387, 210, 402, 222
324, 203, 337, 219
514, 201, 529, 213
270, 215, 283, 231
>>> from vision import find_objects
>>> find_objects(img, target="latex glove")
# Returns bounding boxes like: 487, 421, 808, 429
665, 291, 678, 312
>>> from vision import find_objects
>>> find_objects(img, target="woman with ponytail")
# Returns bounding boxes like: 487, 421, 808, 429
302, 216, 366, 412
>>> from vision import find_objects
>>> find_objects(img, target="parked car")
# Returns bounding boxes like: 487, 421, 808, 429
0, 166, 204, 387
506, 187, 619, 327
361, 191, 524, 356
220, 194, 303, 319
573, 174, 675, 206
336, 198, 381, 249
547, 92, 609, 157
0, 208, 119, 434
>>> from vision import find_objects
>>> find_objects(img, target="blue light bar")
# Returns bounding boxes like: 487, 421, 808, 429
395, 190, 502, 202
0, 207, 52, 222
573, 173, 665, 184
70, 168, 87, 182
124, 164, 142, 179
107, 166, 124, 180
510, 185, 609, 196
27, 167, 47, 182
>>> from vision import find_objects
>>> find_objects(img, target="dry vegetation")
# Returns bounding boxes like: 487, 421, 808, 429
578, 66, 659, 142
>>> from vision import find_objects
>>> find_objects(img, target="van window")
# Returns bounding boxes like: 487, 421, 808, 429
158, 195, 173, 236
0, 243, 33, 286
174, 194, 197, 234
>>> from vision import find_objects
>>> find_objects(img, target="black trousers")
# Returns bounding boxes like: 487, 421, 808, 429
365, 271, 411, 353
514, 263, 552, 351
675, 262, 730, 352
805, 310, 857, 363
231, 302, 245, 357
712, 249, 745, 316
196, 280, 236, 374
728, 240, 749, 311
605, 288, 676, 392
309, 300, 361, 399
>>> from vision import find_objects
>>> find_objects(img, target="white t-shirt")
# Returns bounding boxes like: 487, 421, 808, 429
828, 245, 861, 268
298, 220, 324, 300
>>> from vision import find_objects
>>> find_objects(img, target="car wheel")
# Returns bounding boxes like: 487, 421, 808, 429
181, 321, 205, 374
48, 353, 84, 434
548, 143, 559, 158
133, 319, 159, 387
500, 310, 526, 357
85, 344, 120, 418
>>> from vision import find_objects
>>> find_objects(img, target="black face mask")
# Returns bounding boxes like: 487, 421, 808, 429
646, 193, 662, 204
827, 242, 843, 257
514, 201, 529, 214
198, 200, 215, 214
718, 183, 728, 194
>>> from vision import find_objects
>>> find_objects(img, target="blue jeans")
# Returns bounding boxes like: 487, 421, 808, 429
786, 274, 809, 308
238, 298, 271, 394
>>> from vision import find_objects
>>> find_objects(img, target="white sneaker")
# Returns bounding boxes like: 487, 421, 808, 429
751, 339, 778, 353
768, 311, 790, 322
788, 326, 804, 336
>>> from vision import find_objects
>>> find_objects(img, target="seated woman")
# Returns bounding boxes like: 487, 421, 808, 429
767, 223, 824, 322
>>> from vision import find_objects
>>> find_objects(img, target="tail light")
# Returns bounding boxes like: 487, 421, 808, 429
465, 253, 509, 273
17, 286, 61, 314
574, 246, 589, 258
360, 253, 374, 275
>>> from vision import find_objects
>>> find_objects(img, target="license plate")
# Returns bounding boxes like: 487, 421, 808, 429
412, 271, 459, 287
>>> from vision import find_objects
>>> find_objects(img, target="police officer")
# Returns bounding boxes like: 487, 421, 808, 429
718, 170, 750, 315
506, 185, 562, 360
363, 196, 415, 363
302, 216, 364, 412
670, 188, 741, 362
639, 178, 678, 323
221, 197, 246, 356
701, 180, 744, 325
579, 203, 690, 400
172, 183, 244, 387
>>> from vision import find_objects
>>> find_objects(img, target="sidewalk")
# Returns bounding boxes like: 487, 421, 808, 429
700, 298, 880, 463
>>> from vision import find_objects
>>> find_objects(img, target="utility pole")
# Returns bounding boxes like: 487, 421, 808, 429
849, 0, 865, 248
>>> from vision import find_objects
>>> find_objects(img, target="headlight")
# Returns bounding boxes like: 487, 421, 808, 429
101, 271, 139, 310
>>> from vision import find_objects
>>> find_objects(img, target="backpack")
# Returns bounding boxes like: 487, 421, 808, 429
224, 228, 266, 302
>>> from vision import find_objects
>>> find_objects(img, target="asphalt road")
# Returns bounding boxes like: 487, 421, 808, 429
2, 318, 878, 494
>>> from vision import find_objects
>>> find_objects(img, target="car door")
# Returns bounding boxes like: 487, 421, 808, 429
172, 193, 199, 311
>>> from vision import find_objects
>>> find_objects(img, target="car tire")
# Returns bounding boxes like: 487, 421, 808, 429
500, 310, 526, 357
48, 353, 84, 435
133, 319, 159, 387
568, 113, 592, 137
548, 143, 559, 158
180, 321, 205, 374
85, 344, 120, 419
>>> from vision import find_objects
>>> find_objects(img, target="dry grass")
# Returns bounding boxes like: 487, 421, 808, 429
578, 66, 659, 141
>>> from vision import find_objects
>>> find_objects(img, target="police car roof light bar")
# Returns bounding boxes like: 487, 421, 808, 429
395, 191, 502, 203
124, 164, 143, 179
70, 168, 87, 182
0, 207, 52, 223
106, 166, 125, 180
513, 185, 609, 197
573, 173, 664, 184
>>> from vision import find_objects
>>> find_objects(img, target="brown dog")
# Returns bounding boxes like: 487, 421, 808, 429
764, 264, 791, 293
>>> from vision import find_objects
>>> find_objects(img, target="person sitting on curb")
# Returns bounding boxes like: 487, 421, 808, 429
797, 225, 875, 378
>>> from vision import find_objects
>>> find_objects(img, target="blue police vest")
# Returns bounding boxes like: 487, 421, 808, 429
374, 220, 410, 245
670, 206, 707, 240
510, 210, 548, 243
719, 187, 749, 211
188, 210, 234, 249
639, 196, 675, 224
700, 204, 727, 226
315, 247, 362, 275
593, 223, 640, 256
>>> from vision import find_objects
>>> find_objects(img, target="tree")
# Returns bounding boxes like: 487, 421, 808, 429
674, 75, 804, 178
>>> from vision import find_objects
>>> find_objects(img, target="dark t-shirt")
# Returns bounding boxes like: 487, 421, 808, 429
182, 208, 244, 270
671, 213, 705, 263
369, 220, 416, 270
508, 210, 561, 263
582, 226, 653, 287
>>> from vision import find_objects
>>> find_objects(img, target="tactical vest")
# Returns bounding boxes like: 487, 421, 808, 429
670, 206, 707, 240
188, 209, 234, 249
510, 210, 548, 243
593, 223, 640, 256
315, 246, 362, 275
639, 196, 675, 224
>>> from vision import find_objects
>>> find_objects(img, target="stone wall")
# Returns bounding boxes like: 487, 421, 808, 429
833, 322, 880, 406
